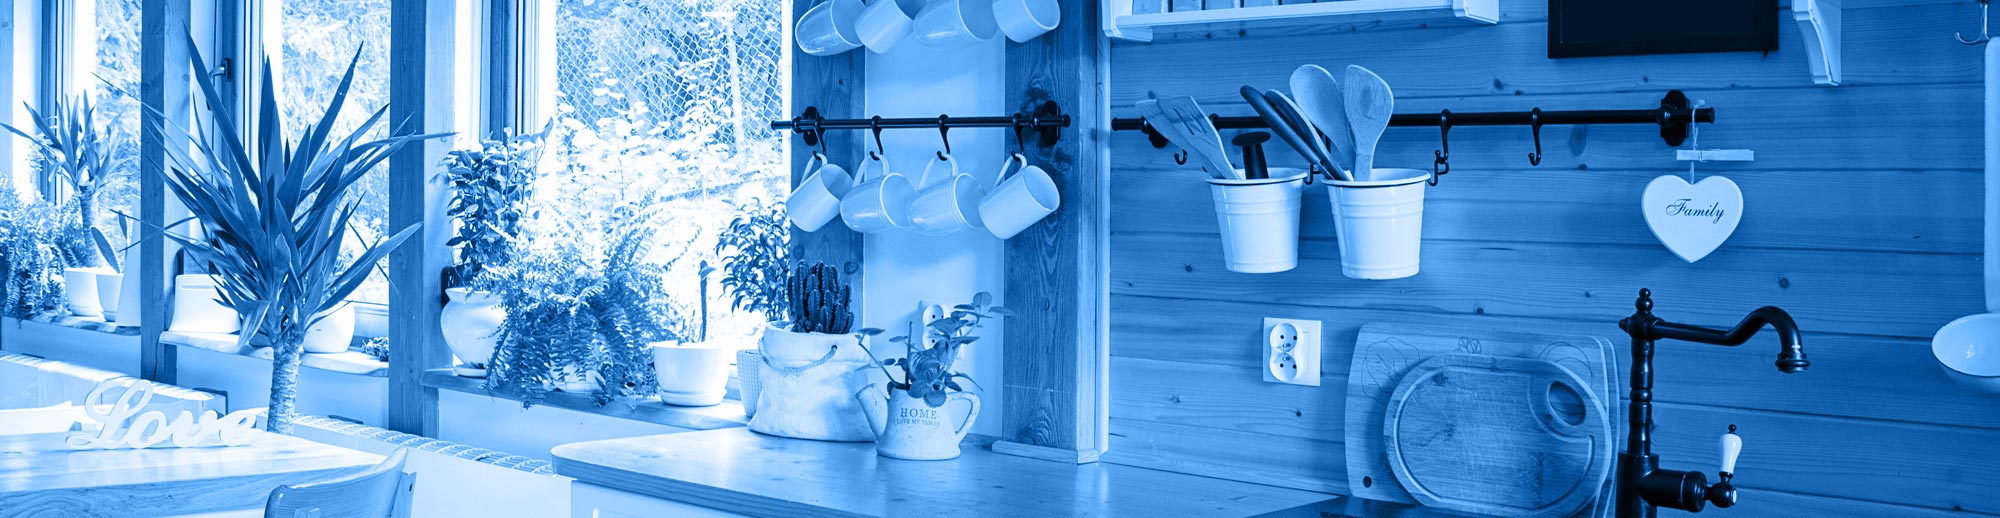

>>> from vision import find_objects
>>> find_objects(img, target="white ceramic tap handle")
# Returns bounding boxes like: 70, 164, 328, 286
1719, 424, 1742, 475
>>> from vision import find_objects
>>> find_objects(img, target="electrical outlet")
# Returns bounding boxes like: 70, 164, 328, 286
1263, 318, 1321, 386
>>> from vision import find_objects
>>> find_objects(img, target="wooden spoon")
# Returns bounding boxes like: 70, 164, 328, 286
1343, 65, 1395, 181
1289, 65, 1356, 174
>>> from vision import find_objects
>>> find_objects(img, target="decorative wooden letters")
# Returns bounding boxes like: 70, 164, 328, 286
65, 379, 261, 450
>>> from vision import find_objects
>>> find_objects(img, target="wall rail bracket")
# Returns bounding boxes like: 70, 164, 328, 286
771, 102, 1073, 149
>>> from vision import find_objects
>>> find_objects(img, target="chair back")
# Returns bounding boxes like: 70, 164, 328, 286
265, 448, 415, 518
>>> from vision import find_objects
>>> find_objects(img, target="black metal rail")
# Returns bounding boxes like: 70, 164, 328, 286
1111, 90, 1714, 148
769, 102, 1072, 152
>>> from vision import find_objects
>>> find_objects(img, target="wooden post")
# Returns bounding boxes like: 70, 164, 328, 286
138, 0, 189, 384
996, 0, 1108, 463
386, 0, 456, 436
788, 0, 866, 287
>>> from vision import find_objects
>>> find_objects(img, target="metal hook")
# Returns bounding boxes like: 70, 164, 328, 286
1960, 0, 1991, 45
1431, 110, 1452, 186
1013, 114, 1030, 156
1527, 108, 1544, 167
936, 115, 953, 161
869, 116, 885, 162
811, 116, 829, 159
1172, 149, 1188, 165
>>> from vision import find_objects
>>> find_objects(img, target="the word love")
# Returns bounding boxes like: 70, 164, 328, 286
65, 379, 261, 450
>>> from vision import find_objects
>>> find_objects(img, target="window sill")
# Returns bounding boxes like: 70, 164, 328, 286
419, 369, 748, 431
160, 331, 389, 378
9, 312, 140, 337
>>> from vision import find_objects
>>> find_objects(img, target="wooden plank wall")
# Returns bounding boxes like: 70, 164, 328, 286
1103, 1, 2000, 516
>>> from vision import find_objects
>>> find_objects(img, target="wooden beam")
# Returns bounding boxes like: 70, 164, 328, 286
385, 0, 457, 436
997, 0, 1108, 462
787, 0, 865, 286
481, 0, 515, 137
137, 0, 189, 384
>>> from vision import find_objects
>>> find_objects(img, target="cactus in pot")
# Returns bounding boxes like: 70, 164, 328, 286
786, 262, 853, 335
749, 261, 876, 441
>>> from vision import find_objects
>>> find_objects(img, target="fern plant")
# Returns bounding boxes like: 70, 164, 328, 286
714, 199, 789, 323
0, 188, 70, 318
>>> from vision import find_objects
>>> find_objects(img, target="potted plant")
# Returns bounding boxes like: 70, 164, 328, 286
712, 199, 788, 413
747, 261, 876, 441
147, 38, 445, 433
0, 188, 68, 319
3, 96, 123, 319
485, 218, 684, 407
854, 292, 1010, 460
439, 130, 544, 376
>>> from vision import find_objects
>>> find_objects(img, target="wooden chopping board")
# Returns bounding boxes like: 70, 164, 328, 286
1384, 354, 1614, 518
1344, 323, 1621, 517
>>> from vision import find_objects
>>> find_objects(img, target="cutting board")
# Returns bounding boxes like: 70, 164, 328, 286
1384, 354, 1614, 518
1345, 323, 1621, 517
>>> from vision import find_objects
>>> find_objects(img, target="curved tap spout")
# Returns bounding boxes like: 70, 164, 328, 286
1621, 290, 1809, 373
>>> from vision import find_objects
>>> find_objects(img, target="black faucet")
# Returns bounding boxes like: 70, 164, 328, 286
1614, 288, 1808, 518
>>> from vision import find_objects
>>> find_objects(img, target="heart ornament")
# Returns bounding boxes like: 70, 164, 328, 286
1641, 175, 1743, 263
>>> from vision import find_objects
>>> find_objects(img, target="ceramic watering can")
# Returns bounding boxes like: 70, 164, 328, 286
855, 383, 980, 460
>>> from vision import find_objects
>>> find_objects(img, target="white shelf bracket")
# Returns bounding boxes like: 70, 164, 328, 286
1103, 0, 1154, 42
1794, 0, 1842, 86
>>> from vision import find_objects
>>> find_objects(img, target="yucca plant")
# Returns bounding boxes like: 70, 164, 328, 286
147, 37, 447, 433
2, 96, 123, 268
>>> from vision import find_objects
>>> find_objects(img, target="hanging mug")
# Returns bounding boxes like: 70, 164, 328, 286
840, 155, 917, 234
788, 153, 855, 232
795, 0, 868, 56
908, 153, 988, 235
978, 153, 1060, 239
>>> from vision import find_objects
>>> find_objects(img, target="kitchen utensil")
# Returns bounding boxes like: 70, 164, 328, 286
1343, 65, 1395, 181
908, 153, 988, 235
1232, 132, 1272, 180
1239, 87, 1334, 181
1383, 353, 1614, 518
913, 0, 1000, 48
795, 0, 868, 56
1325, 168, 1429, 279
1208, 168, 1308, 273
839, 156, 917, 233
788, 153, 855, 231
1149, 97, 1240, 179
1933, 39, 2000, 395
1290, 64, 1357, 173
1346, 323, 1619, 517
1136, 100, 1220, 179
978, 153, 1061, 239
1266, 90, 1350, 181
855, 0, 925, 54
994, 0, 1061, 42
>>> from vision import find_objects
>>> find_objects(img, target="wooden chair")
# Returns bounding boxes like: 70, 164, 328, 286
264, 448, 416, 518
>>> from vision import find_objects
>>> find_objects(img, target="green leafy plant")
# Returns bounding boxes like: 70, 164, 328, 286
145, 38, 447, 433
485, 212, 691, 407
785, 262, 852, 334
714, 199, 789, 323
0, 187, 70, 318
442, 128, 546, 292
2, 96, 123, 250
856, 292, 1012, 408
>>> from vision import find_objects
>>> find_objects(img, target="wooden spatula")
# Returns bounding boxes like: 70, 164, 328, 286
1156, 97, 1241, 179
1343, 65, 1395, 181
1289, 65, 1356, 174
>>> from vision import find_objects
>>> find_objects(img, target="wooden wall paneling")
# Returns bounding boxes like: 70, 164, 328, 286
787, 0, 865, 281
998, 0, 1108, 463
137, 0, 190, 384
1112, 167, 1982, 254
385, 0, 458, 436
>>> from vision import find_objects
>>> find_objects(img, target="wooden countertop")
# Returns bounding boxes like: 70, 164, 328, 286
0, 431, 381, 517
551, 428, 1341, 518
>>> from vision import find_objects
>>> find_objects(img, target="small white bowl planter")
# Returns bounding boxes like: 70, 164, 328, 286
653, 341, 735, 407
440, 288, 506, 377
61, 267, 110, 318
302, 303, 356, 354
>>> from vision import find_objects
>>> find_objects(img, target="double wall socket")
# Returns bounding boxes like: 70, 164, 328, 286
1262, 318, 1321, 386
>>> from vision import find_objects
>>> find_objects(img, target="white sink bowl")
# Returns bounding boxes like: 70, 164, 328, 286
1932, 313, 2000, 394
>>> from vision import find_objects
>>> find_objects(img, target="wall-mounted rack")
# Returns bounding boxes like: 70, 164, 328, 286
769, 102, 1073, 150
1114, 90, 1712, 148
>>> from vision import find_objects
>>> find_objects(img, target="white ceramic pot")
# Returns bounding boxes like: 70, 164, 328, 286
94, 271, 122, 322
737, 349, 762, 418
856, 384, 981, 460
302, 303, 356, 354
169, 274, 240, 334
441, 288, 507, 377
652, 341, 734, 407
113, 249, 144, 328
62, 268, 106, 318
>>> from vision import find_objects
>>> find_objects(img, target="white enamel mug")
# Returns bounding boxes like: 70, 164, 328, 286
855, 0, 926, 54
788, 153, 855, 232
993, 0, 1059, 43
909, 153, 989, 235
978, 153, 1060, 239
840, 155, 917, 233
796, 0, 868, 56
913, 0, 999, 48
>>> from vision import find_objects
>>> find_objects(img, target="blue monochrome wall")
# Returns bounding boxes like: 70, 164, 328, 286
1104, 1, 2000, 516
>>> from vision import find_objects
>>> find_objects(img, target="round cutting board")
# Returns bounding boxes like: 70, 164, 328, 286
1382, 354, 1614, 518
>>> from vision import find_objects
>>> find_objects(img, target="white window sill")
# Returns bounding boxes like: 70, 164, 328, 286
419, 369, 747, 431
161, 331, 389, 378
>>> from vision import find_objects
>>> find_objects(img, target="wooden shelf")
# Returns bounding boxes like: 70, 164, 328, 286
1105, 0, 1498, 41
161, 331, 389, 377
419, 369, 747, 431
